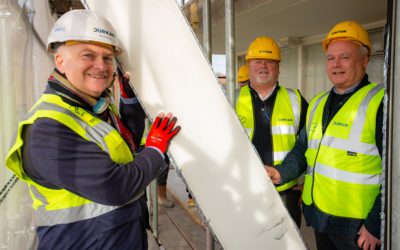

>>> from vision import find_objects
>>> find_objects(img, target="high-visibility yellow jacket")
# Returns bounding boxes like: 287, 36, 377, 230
5, 93, 139, 227
303, 83, 384, 219
236, 85, 301, 191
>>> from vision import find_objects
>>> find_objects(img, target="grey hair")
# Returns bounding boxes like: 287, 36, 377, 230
359, 45, 369, 59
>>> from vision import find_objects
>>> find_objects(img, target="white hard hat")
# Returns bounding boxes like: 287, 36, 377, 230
47, 9, 122, 54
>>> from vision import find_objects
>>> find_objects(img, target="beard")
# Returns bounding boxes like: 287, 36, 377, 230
254, 74, 273, 85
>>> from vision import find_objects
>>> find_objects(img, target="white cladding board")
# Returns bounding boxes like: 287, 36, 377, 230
85, 0, 306, 249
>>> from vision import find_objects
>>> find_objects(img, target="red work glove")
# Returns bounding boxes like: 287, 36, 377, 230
146, 113, 181, 154
117, 67, 135, 98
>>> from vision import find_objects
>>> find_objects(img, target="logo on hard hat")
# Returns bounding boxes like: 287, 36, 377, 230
260, 50, 272, 54
331, 30, 347, 35
54, 27, 66, 32
93, 28, 115, 38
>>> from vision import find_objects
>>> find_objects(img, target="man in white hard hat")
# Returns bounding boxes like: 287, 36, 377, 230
267, 21, 383, 250
5, 9, 180, 249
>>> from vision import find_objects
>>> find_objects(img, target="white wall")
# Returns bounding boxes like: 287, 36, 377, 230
279, 47, 298, 90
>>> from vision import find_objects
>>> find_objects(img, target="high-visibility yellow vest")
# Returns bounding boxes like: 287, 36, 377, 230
303, 83, 383, 219
236, 85, 301, 191
140, 119, 150, 147
5, 94, 138, 227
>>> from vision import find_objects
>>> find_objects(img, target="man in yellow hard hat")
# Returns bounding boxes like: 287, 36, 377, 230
236, 36, 308, 228
5, 9, 181, 249
267, 21, 383, 250
237, 64, 250, 87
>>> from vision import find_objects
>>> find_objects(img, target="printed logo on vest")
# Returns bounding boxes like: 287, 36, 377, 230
310, 123, 317, 132
333, 121, 349, 127
72, 107, 85, 116
238, 116, 246, 124
347, 151, 357, 157
278, 118, 293, 122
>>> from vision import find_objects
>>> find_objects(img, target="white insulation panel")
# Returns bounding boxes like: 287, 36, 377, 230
85, 0, 306, 249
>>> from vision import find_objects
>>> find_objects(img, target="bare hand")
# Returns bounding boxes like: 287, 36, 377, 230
292, 184, 304, 207
292, 184, 303, 191
357, 224, 381, 250
265, 165, 282, 184
123, 72, 131, 79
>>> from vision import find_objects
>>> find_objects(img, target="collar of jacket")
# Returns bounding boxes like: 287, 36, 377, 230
47, 69, 112, 119
248, 82, 281, 101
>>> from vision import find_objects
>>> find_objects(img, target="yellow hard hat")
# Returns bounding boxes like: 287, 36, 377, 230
237, 64, 249, 82
322, 21, 371, 53
245, 36, 281, 62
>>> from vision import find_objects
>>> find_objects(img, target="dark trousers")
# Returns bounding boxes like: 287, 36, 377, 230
157, 167, 169, 186
315, 231, 360, 250
279, 188, 302, 228
157, 157, 170, 186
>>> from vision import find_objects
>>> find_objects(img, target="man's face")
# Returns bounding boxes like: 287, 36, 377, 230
326, 40, 368, 92
54, 43, 115, 98
248, 59, 279, 87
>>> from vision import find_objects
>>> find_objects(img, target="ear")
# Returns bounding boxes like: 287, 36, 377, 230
361, 55, 369, 69
54, 53, 65, 73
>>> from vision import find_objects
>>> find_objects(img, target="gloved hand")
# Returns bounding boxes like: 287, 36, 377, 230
146, 113, 181, 154
117, 67, 135, 98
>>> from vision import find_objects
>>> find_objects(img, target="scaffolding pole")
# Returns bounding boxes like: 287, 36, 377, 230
225, 0, 235, 107
201, 1, 214, 249
203, 0, 211, 62
389, 0, 400, 249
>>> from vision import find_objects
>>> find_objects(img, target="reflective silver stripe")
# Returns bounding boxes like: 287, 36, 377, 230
321, 136, 379, 156
274, 151, 289, 162
35, 200, 119, 226
349, 84, 384, 142
32, 101, 114, 152
314, 162, 380, 185
271, 125, 296, 135
30, 185, 49, 206
286, 88, 300, 132
34, 191, 145, 226
307, 92, 329, 135
308, 139, 320, 149
32, 190, 145, 227
30, 176, 120, 226
306, 165, 313, 175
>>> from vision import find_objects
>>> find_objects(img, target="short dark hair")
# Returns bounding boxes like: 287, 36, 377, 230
51, 42, 66, 52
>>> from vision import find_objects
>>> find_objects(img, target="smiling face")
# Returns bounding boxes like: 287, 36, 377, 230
54, 43, 116, 98
248, 58, 279, 87
325, 40, 369, 93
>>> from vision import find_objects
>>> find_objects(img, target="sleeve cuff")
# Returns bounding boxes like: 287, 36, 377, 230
146, 146, 165, 159
120, 96, 139, 105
